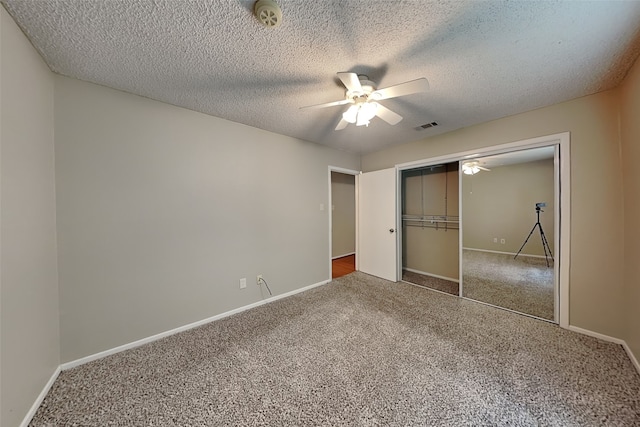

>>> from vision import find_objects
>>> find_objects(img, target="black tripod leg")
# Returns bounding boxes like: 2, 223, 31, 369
514, 223, 538, 260
537, 224, 550, 267
539, 226, 554, 266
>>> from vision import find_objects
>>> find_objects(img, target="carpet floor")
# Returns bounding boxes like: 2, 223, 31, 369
462, 250, 555, 320
30, 272, 639, 426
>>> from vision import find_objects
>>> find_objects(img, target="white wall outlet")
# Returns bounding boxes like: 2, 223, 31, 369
500, 238, 506, 244
493, 237, 498, 243
320, 203, 325, 211
256, 274, 263, 285
239, 278, 247, 289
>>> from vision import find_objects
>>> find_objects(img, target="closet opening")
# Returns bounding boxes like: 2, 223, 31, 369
401, 162, 460, 295
395, 132, 569, 327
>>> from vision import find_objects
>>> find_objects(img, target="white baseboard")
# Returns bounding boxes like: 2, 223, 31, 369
462, 247, 549, 259
567, 325, 626, 344
403, 267, 459, 283
20, 366, 61, 427
568, 325, 640, 375
332, 252, 355, 260
24, 282, 640, 427
622, 342, 640, 375
61, 279, 331, 371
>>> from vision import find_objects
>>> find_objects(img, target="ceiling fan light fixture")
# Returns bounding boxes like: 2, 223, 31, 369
462, 162, 481, 175
356, 116, 369, 127
342, 105, 359, 123
462, 160, 491, 174
356, 102, 378, 126
463, 166, 480, 175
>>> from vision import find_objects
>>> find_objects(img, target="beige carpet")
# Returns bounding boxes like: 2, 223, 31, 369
462, 249, 555, 320
30, 272, 639, 426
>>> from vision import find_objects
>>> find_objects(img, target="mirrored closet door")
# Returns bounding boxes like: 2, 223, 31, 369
401, 163, 460, 296
460, 147, 558, 321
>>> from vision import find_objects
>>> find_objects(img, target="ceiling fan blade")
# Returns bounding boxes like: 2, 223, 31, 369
337, 72, 363, 93
371, 78, 429, 101
335, 118, 350, 130
300, 99, 351, 110
477, 166, 491, 171
375, 103, 403, 125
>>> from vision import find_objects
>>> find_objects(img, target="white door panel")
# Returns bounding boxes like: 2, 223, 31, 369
358, 168, 398, 281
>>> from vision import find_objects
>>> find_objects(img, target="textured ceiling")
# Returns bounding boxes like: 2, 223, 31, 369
3, 1, 640, 154
475, 146, 555, 169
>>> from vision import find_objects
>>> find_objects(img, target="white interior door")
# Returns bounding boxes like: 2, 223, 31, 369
357, 168, 398, 281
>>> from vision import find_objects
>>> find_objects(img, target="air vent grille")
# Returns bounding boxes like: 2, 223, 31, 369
418, 121, 439, 129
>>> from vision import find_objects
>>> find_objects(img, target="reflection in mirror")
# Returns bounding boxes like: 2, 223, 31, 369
461, 147, 556, 321
401, 163, 459, 295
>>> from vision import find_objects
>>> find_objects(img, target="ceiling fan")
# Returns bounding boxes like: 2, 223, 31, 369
462, 161, 491, 175
301, 72, 429, 130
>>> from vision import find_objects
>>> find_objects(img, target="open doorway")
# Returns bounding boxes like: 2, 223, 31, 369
330, 169, 358, 279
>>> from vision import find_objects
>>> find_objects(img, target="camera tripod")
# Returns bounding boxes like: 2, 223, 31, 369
514, 206, 553, 267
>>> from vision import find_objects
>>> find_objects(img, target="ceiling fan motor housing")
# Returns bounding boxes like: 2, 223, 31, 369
254, 0, 282, 28
347, 75, 376, 101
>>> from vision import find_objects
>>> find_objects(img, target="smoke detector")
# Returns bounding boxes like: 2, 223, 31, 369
254, 0, 282, 28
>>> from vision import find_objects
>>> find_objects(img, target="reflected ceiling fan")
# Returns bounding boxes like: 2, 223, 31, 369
301, 72, 429, 130
462, 161, 491, 175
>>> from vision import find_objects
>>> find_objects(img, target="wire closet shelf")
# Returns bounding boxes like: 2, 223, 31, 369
402, 215, 459, 231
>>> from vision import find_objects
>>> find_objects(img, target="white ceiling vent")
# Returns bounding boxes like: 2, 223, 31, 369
254, 0, 282, 28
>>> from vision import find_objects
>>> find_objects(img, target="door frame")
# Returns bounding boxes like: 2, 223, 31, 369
328, 166, 360, 279
396, 132, 570, 328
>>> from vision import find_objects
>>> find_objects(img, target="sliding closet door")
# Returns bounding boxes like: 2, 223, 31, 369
358, 168, 398, 282
460, 147, 558, 322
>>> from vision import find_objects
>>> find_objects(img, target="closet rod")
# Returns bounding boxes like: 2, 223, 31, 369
402, 219, 459, 224
403, 223, 459, 230
402, 215, 459, 221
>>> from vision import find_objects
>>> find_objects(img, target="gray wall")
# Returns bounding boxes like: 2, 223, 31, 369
331, 172, 355, 258
1, 8, 60, 427
462, 159, 555, 256
54, 76, 360, 362
620, 54, 640, 362
362, 90, 625, 340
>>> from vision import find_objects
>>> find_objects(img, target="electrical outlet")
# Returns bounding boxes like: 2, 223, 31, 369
257, 274, 263, 285
239, 278, 247, 289
493, 237, 498, 243
500, 238, 506, 244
